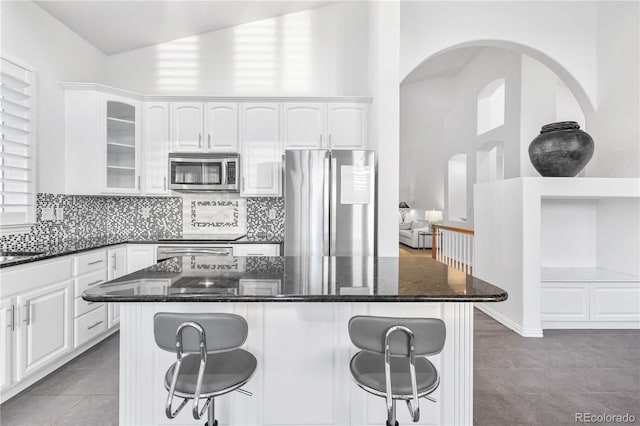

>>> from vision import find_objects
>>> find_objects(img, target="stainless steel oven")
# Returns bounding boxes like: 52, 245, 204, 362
157, 245, 233, 261
168, 153, 239, 192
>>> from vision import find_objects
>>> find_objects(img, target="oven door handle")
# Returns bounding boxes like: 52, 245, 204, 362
160, 249, 232, 256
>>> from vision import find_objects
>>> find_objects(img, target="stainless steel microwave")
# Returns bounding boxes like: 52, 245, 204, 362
168, 153, 239, 192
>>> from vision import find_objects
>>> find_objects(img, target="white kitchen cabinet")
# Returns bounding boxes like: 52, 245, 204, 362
283, 103, 326, 149
205, 103, 238, 152
240, 103, 282, 197
64, 85, 142, 195
108, 247, 128, 281
170, 102, 204, 152
107, 247, 127, 327
171, 102, 238, 153
15, 280, 72, 380
232, 244, 280, 257
127, 245, 156, 274
284, 102, 369, 150
144, 102, 170, 195
327, 103, 369, 149
0, 298, 15, 392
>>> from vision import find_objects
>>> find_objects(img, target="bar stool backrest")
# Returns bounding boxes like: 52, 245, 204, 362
349, 316, 446, 357
154, 313, 248, 353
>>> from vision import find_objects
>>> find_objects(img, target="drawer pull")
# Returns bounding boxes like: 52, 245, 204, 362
87, 320, 103, 330
88, 259, 103, 265
88, 280, 103, 286
246, 253, 263, 256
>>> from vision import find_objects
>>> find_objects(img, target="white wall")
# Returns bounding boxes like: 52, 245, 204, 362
587, 1, 640, 178
1, 1, 107, 194
519, 55, 564, 177
368, 1, 401, 256
400, 47, 522, 227
105, 2, 372, 96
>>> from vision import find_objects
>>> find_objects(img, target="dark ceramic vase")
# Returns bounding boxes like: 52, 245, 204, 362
528, 121, 594, 177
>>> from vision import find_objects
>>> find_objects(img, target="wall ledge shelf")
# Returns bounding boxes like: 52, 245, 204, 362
542, 267, 640, 282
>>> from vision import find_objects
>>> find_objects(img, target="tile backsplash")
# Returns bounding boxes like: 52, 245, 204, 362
1, 193, 284, 252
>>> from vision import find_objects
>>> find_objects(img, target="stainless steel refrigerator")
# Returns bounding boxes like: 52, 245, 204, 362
284, 149, 376, 256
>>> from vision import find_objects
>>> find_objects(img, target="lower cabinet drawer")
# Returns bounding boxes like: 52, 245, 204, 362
74, 269, 107, 296
74, 296, 104, 318
74, 305, 107, 347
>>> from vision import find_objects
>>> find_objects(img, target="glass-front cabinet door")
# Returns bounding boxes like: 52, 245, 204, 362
104, 96, 140, 193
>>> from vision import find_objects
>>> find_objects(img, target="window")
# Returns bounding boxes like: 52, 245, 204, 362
1, 57, 35, 233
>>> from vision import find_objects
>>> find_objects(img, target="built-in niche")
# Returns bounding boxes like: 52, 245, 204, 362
476, 78, 505, 135
447, 154, 467, 221
476, 141, 504, 183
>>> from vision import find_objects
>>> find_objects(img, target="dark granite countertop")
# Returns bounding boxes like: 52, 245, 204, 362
0, 236, 283, 269
82, 255, 508, 303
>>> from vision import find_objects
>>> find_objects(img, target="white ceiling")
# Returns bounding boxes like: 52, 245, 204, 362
402, 47, 486, 84
35, 1, 340, 56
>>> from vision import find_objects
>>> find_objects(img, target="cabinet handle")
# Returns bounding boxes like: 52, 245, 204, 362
242, 177, 245, 192
88, 259, 103, 265
208, 134, 211, 149
87, 320, 103, 330
112, 254, 117, 270
163, 177, 167, 191
23, 301, 31, 326
138, 176, 141, 190
320, 134, 323, 147
8, 304, 15, 331
329, 134, 332, 147
88, 279, 103, 286
198, 134, 202, 148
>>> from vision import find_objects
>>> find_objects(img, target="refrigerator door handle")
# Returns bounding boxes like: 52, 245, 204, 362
323, 156, 330, 256
330, 156, 338, 255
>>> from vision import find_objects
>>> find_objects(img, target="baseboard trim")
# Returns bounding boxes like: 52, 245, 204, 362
543, 321, 640, 329
475, 304, 544, 338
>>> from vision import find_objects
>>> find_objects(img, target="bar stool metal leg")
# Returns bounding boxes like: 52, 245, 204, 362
387, 399, 398, 426
206, 398, 217, 426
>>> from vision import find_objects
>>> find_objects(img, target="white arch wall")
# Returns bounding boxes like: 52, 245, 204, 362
400, 1, 598, 109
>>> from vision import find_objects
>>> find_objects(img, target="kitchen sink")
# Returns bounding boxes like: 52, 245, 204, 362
0, 251, 44, 265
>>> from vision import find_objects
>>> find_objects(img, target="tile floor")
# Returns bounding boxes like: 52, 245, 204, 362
1, 310, 638, 425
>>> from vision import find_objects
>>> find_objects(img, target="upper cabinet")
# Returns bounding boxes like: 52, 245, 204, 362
170, 102, 238, 153
283, 103, 326, 149
283, 103, 369, 150
65, 86, 141, 195
143, 102, 169, 195
240, 103, 282, 197
327, 103, 369, 150
205, 103, 238, 152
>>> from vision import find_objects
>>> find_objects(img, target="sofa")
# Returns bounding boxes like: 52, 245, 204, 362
399, 220, 433, 249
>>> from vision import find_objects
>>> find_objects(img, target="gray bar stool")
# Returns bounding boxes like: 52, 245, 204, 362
348, 316, 446, 426
154, 313, 257, 426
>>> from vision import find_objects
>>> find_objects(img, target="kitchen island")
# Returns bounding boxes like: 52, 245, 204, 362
84, 255, 507, 426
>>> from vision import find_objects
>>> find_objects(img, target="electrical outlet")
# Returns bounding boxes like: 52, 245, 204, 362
141, 207, 151, 219
56, 207, 64, 221
41, 207, 55, 221
268, 208, 277, 220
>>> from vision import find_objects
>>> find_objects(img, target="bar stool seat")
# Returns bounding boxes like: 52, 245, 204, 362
350, 351, 439, 397
154, 312, 257, 426
348, 315, 446, 426
164, 350, 257, 397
